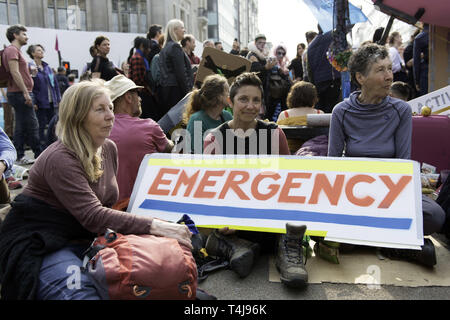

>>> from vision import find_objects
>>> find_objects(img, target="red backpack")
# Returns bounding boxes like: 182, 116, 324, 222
83, 229, 198, 300
0, 49, 9, 88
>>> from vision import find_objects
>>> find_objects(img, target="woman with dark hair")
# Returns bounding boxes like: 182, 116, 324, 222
326, 43, 445, 267
288, 43, 305, 81
159, 19, 193, 117
184, 74, 232, 154
128, 36, 159, 120
202, 73, 307, 289
90, 36, 119, 81
27, 44, 61, 149
276, 81, 323, 153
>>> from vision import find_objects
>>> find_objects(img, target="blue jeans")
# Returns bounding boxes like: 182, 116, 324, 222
6, 92, 41, 159
37, 244, 101, 300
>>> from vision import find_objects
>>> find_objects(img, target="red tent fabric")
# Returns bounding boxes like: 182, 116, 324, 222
372, 0, 450, 28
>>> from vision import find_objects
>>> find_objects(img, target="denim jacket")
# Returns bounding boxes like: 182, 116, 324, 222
31, 61, 61, 109
0, 127, 17, 176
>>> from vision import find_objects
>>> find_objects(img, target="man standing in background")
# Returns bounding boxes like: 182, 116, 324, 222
3, 24, 41, 164
147, 24, 163, 64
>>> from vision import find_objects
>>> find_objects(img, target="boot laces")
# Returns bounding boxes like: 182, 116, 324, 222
284, 235, 305, 265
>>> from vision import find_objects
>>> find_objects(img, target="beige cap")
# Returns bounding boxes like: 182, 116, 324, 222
105, 75, 143, 102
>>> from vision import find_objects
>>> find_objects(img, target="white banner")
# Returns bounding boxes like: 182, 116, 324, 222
408, 85, 450, 115
128, 154, 424, 249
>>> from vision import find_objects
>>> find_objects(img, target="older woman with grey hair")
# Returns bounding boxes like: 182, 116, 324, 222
159, 19, 194, 116
328, 43, 411, 159
324, 43, 445, 268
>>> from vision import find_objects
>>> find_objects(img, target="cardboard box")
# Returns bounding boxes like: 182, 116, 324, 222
195, 47, 251, 86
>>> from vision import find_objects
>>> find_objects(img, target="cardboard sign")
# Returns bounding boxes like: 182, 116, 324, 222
195, 47, 251, 86
408, 85, 450, 115
128, 154, 423, 249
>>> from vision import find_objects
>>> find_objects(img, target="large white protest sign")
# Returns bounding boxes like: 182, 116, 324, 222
128, 154, 423, 249
408, 85, 450, 115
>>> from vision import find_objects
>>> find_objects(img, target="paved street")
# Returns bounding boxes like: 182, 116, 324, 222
198, 238, 450, 300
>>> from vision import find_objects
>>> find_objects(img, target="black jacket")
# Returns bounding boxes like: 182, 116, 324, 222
159, 39, 193, 95
0, 194, 94, 300
148, 39, 161, 64
307, 31, 341, 88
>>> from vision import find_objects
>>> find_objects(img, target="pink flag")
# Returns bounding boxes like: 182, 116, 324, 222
55, 35, 59, 51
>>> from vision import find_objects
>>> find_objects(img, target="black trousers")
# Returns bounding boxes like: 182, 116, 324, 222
160, 86, 185, 118
315, 79, 342, 114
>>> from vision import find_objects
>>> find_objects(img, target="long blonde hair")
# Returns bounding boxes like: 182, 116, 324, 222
56, 79, 111, 183
163, 19, 184, 47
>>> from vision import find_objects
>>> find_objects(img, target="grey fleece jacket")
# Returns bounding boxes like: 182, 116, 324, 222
328, 91, 412, 159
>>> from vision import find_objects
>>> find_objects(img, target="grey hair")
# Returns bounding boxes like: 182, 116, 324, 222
348, 43, 389, 88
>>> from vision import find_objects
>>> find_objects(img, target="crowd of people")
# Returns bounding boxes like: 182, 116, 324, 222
0, 18, 448, 300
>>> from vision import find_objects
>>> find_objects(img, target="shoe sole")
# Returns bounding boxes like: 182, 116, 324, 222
279, 275, 308, 288
275, 262, 308, 288
275, 263, 308, 288
230, 250, 255, 278
421, 239, 437, 268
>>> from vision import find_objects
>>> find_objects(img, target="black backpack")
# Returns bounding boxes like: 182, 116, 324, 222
268, 70, 290, 99
0, 49, 9, 88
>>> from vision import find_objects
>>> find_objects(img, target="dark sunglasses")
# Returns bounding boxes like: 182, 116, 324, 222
276, 51, 286, 56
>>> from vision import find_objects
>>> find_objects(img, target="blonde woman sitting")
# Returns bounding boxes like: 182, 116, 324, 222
276, 81, 323, 153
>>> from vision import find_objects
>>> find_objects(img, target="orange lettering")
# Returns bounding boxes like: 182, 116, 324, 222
378, 175, 412, 209
278, 172, 311, 203
219, 171, 250, 200
193, 170, 225, 199
148, 168, 180, 196
171, 170, 200, 197
345, 174, 375, 207
308, 174, 345, 205
251, 172, 281, 201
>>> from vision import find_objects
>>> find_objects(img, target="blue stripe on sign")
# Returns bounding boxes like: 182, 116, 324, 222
139, 199, 412, 230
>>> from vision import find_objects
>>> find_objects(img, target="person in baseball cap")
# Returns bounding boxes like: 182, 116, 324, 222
105, 75, 173, 202
254, 34, 266, 42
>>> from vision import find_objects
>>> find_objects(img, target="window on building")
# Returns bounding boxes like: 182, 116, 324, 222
112, 0, 148, 33
48, 0, 86, 30
0, 0, 8, 25
0, 0, 20, 25
8, 0, 19, 25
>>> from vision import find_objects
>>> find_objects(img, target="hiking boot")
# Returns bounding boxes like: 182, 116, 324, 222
205, 230, 260, 278
380, 238, 436, 268
276, 223, 308, 288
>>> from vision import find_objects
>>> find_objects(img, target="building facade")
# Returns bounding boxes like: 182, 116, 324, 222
0, 0, 209, 42
206, 0, 259, 52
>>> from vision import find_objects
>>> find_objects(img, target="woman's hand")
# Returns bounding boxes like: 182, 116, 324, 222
150, 219, 193, 249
